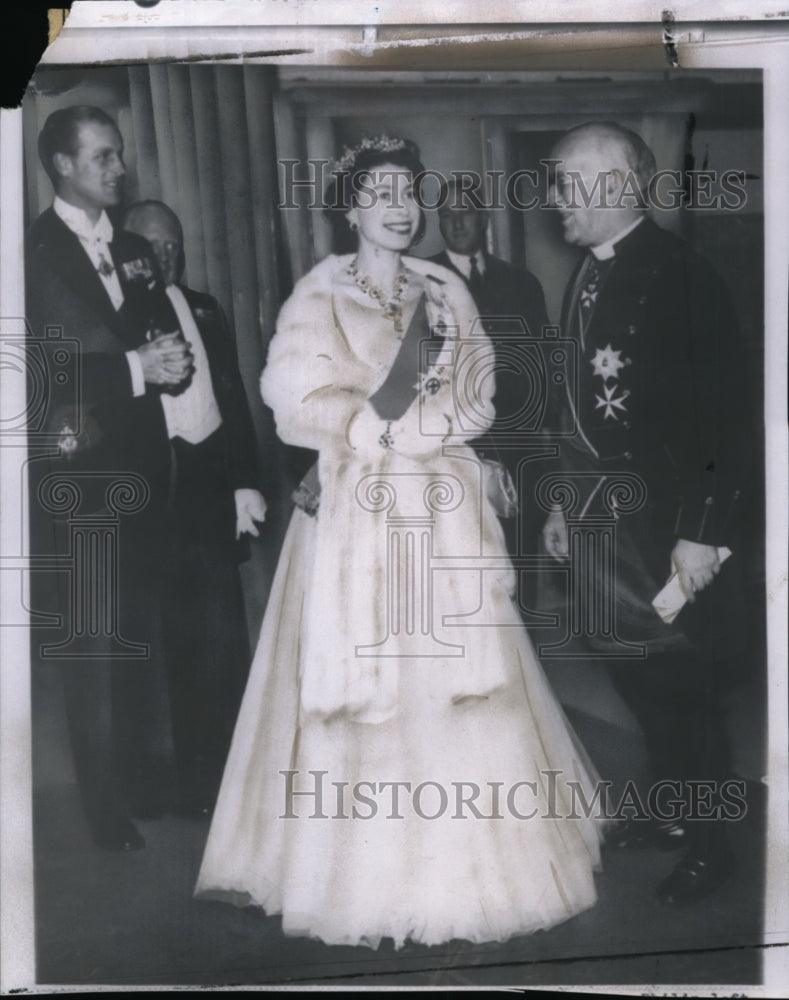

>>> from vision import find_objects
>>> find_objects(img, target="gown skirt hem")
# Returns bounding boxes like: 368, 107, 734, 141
195, 508, 605, 951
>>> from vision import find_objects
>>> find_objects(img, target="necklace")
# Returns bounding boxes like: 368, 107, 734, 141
347, 259, 408, 333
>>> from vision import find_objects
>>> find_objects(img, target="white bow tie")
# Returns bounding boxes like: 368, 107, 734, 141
81, 214, 114, 247
54, 197, 114, 245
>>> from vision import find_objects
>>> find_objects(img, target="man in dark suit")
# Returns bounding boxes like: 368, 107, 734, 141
432, 178, 548, 331
431, 178, 550, 574
431, 179, 550, 443
543, 122, 751, 904
26, 106, 194, 850
123, 200, 267, 818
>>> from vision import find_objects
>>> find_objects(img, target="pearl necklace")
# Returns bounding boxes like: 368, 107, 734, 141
347, 259, 408, 334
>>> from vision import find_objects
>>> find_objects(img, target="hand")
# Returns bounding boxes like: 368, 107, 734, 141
235, 488, 267, 539
136, 333, 193, 387
670, 539, 720, 603
543, 510, 569, 561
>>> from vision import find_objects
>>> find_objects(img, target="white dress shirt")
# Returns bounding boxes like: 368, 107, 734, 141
53, 196, 145, 396
161, 285, 223, 444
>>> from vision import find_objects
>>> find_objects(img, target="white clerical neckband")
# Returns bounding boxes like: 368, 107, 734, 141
590, 215, 645, 261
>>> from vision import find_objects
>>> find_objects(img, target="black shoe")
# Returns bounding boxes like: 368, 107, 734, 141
655, 850, 735, 906
605, 818, 688, 852
91, 813, 146, 852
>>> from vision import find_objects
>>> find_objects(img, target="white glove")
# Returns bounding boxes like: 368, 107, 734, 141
670, 538, 721, 602
234, 488, 268, 539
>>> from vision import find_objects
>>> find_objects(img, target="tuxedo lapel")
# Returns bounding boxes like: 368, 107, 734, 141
36, 210, 121, 332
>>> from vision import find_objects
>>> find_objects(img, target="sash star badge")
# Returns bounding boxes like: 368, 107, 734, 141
590, 343, 627, 382
595, 384, 631, 420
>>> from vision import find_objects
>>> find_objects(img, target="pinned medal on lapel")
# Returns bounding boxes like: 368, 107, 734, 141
121, 256, 156, 285
96, 253, 115, 278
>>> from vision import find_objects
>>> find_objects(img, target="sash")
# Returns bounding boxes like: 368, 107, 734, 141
292, 293, 441, 516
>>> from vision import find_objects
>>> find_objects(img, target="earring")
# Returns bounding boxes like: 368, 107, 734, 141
349, 220, 358, 232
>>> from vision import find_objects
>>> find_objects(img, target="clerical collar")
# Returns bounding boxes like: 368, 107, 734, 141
590, 215, 645, 261
53, 196, 114, 244
446, 248, 485, 279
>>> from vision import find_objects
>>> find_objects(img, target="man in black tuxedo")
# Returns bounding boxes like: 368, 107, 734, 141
123, 200, 267, 817
26, 106, 194, 850
543, 122, 751, 905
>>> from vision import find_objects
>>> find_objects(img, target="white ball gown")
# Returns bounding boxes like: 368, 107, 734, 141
194, 254, 603, 949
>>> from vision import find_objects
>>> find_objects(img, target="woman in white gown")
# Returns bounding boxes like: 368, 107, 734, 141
195, 137, 603, 949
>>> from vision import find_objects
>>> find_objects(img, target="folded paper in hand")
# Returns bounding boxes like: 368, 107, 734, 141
652, 547, 732, 624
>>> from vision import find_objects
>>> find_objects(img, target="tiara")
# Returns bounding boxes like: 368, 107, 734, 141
333, 135, 408, 173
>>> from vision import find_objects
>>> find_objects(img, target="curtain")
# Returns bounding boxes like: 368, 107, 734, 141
127, 63, 292, 635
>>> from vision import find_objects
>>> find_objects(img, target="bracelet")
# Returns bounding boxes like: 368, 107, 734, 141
379, 420, 394, 450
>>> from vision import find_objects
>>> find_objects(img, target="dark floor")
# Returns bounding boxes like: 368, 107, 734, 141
33, 708, 766, 989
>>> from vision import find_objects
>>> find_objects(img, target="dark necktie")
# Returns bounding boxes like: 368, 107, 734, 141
467, 254, 484, 300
